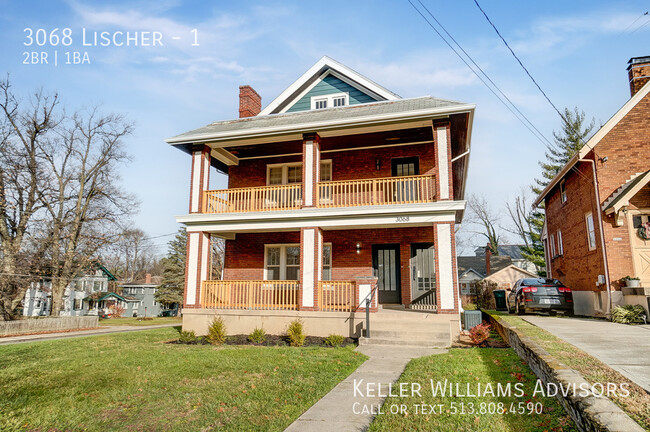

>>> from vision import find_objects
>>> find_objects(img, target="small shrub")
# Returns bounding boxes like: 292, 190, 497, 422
206, 317, 227, 345
463, 303, 477, 311
469, 322, 491, 345
287, 319, 306, 347
179, 330, 197, 344
611, 305, 646, 324
248, 327, 266, 344
109, 304, 126, 317
324, 334, 345, 347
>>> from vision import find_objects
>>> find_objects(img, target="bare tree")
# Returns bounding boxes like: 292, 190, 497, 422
37, 108, 135, 316
466, 194, 504, 255
104, 227, 156, 282
504, 188, 534, 248
0, 78, 59, 319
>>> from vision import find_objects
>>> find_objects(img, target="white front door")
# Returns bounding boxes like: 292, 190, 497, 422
629, 213, 650, 285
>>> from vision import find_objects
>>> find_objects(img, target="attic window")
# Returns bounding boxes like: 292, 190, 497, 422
311, 93, 348, 110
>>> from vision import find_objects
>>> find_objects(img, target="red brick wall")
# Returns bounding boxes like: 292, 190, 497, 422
545, 92, 650, 291
223, 227, 444, 306
227, 142, 437, 189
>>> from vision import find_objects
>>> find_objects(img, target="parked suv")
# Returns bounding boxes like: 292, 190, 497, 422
507, 278, 574, 316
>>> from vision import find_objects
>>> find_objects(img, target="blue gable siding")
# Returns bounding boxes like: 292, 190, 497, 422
286, 74, 379, 112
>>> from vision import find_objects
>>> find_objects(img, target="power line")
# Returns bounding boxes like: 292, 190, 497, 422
472, 0, 605, 171
406, 0, 554, 148
472, 0, 565, 122
620, 11, 649, 35
630, 16, 650, 34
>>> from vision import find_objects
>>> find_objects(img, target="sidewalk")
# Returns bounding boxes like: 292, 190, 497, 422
284, 345, 446, 432
0, 323, 179, 345
522, 316, 650, 393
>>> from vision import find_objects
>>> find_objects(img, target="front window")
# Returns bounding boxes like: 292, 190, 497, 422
322, 244, 332, 280
265, 245, 300, 281
585, 213, 596, 250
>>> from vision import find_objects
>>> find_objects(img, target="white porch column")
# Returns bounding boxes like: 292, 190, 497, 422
184, 231, 211, 308
300, 227, 323, 310
302, 132, 320, 208
436, 222, 459, 313
434, 121, 451, 200
189, 145, 211, 213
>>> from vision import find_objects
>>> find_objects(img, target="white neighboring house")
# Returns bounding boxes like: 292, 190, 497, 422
22, 264, 117, 317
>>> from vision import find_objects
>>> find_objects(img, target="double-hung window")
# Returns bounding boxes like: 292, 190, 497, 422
322, 244, 332, 280
560, 180, 567, 204
557, 230, 563, 256
265, 245, 300, 281
550, 233, 556, 257
585, 213, 596, 250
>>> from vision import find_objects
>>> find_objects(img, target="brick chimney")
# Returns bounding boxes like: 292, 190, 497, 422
239, 85, 261, 118
145, 273, 151, 284
485, 243, 491, 276
627, 56, 650, 97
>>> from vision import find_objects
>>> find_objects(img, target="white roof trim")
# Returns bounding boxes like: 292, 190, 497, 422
534, 79, 650, 207
165, 102, 476, 145
602, 170, 650, 214
260, 56, 400, 115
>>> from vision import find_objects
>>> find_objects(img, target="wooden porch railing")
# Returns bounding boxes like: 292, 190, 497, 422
317, 174, 436, 208
203, 184, 302, 213
318, 281, 356, 312
201, 280, 299, 310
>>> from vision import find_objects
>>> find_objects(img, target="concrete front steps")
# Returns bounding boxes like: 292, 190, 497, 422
358, 308, 454, 348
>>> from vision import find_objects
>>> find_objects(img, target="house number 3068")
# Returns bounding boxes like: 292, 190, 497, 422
396, 216, 410, 222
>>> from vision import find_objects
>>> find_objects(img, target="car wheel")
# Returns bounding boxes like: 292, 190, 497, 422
516, 300, 525, 315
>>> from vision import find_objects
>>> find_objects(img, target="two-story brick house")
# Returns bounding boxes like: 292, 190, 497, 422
534, 56, 650, 317
167, 57, 475, 339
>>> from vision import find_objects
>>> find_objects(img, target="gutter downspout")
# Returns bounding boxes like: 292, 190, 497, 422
578, 159, 612, 316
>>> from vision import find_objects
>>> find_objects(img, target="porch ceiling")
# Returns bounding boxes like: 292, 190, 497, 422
224, 126, 435, 159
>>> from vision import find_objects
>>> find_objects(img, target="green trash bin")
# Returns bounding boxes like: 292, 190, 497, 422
493, 290, 507, 311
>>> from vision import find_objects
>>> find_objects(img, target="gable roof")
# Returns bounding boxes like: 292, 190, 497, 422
166, 96, 474, 146
483, 264, 538, 282
259, 56, 400, 115
456, 255, 512, 278
534, 80, 650, 206
474, 245, 526, 260
603, 170, 650, 214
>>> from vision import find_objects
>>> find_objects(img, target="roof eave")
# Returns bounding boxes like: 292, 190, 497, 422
533, 80, 650, 207
165, 103, 476, 147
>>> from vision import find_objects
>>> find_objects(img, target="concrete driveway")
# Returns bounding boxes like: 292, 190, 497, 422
522, 315, 650, 393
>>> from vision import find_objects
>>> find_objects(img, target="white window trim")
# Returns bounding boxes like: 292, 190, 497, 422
266, 160, 332, 185
266, 162, 302, 186
585, 212, 597, 251
310, 92, 349, 110
550, 233, 556, 257
264, 244, 301, 281
557, 230, 563, 256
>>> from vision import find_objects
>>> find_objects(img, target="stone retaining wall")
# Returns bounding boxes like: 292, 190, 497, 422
484, 312, 643, 432
0, 316, 99, 337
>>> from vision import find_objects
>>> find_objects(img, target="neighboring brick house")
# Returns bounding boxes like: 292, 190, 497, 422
167, 56, 475, 337
534, 56, 650, 317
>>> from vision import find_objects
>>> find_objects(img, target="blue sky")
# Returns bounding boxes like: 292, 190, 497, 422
1, 0, 648, 254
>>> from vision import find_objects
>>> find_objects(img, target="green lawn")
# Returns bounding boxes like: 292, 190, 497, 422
98, 316, 182, 326
369, 348, 577, 432
0, 327, 366, 431
487, 311, 650, 430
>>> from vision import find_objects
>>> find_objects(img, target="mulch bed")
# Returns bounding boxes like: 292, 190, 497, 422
170, 334, 357, 347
